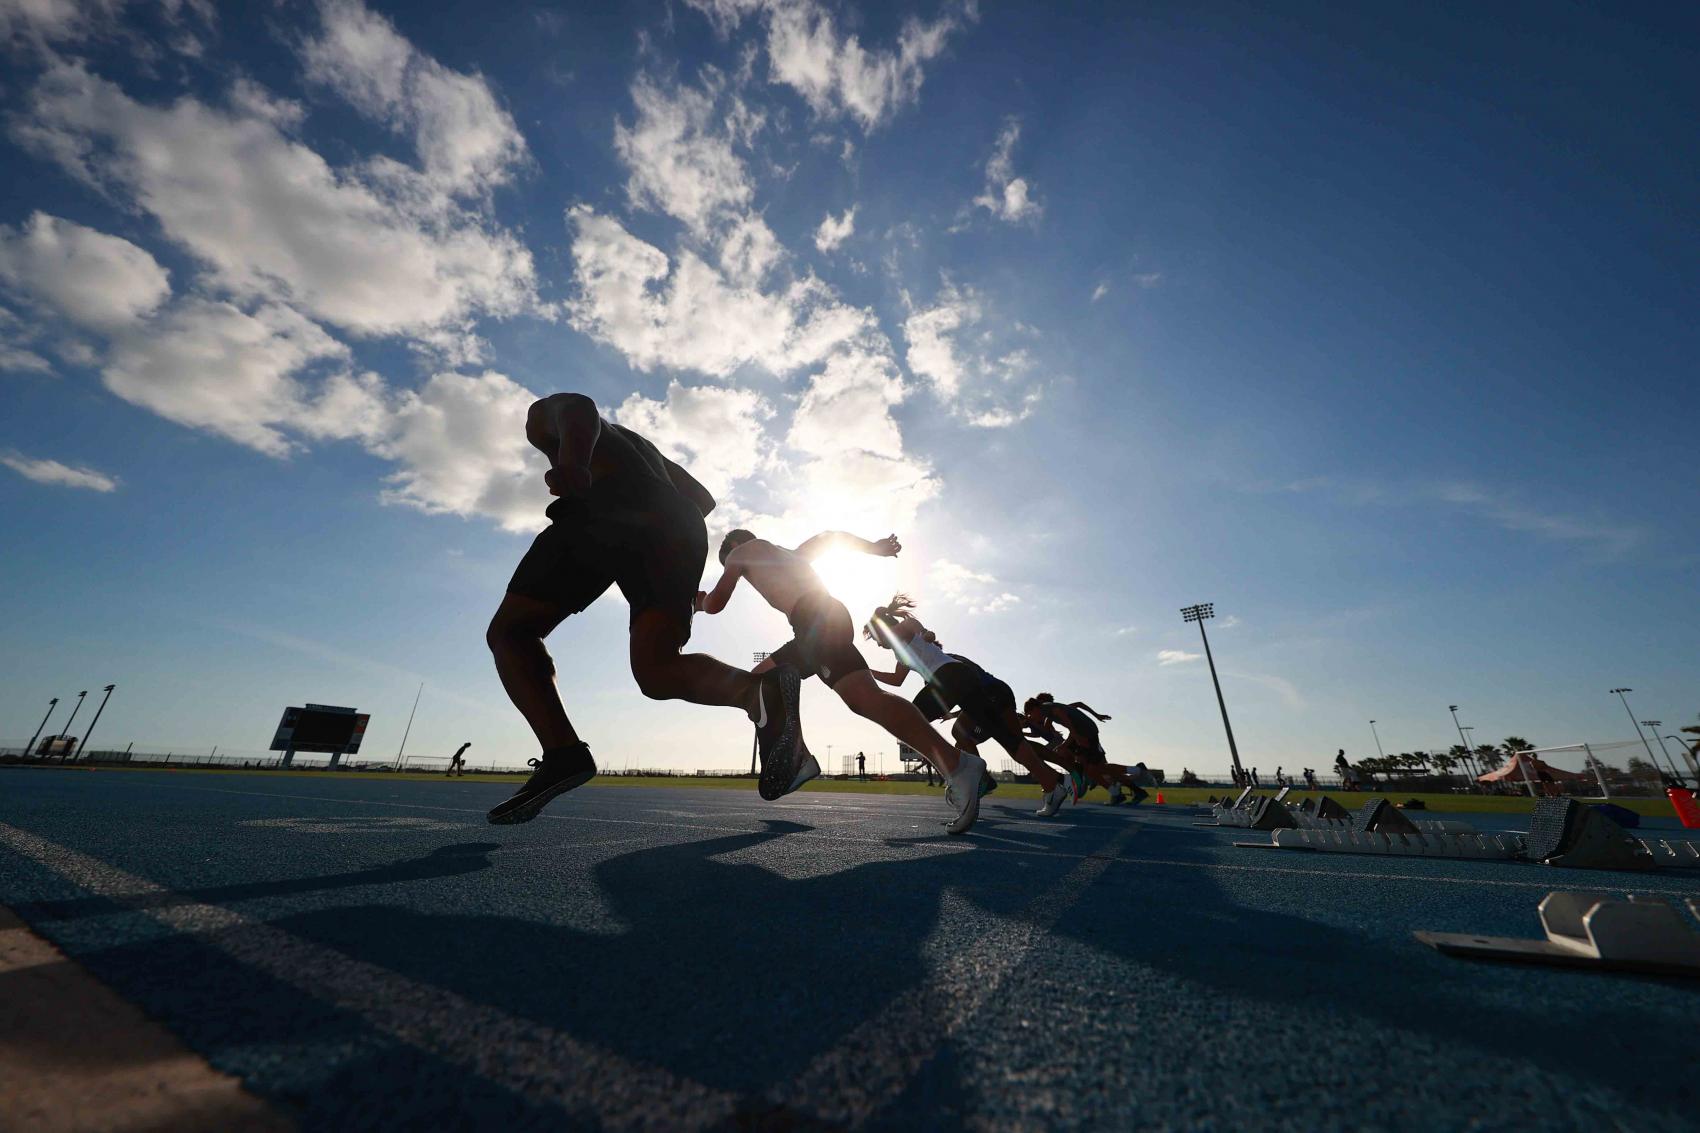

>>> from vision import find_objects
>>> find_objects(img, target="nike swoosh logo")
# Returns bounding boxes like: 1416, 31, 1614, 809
754, 686, 769, 730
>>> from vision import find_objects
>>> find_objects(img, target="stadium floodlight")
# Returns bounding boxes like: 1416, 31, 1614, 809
71, 685, 116, 762
1178, 603, 1242, 779
1610, 688, 1664, 774
1368, 720, 1386, 760
24, 696, 58, 759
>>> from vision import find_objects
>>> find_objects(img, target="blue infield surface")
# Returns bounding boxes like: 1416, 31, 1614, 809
3, 766, 1699, 1131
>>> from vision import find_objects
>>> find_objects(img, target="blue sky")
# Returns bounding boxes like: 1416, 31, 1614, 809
1, 0, 1695, 777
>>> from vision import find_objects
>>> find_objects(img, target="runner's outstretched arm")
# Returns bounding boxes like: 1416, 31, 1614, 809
792, 531, 901, 560
696, 557, 745, 615
868, 660, 912, 687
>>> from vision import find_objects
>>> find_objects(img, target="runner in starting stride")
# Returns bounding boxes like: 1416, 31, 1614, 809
484, 392, 806, 824
863, 595, 1075, 819
698, 530, 988, 833
1022, 693, 1156, 805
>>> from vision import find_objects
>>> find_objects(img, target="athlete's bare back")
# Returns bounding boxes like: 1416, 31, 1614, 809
697, 531, 901, 617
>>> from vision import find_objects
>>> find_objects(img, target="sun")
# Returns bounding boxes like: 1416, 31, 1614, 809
810, 549, 898, 623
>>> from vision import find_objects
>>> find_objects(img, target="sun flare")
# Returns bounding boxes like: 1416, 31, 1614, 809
810, 550, 899, 625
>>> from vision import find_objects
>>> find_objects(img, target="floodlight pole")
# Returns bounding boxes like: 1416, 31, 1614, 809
1448, 705, 1479, 789
1180, 604, 1242, 781
1666, 736, 1700, 783
1368, 720, 1386, 761
1642, 722, 1685, 785
750, 653, 770, 775
24, 697, 58, 759
72, 685, 116, 762
396, 681, 424, 768
57, 691, 89, 759
1609, 689, 1663, 776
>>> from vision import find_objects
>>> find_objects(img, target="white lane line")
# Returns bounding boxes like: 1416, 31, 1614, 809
772, 820, 1145, 1129
0, 822, 736, 1132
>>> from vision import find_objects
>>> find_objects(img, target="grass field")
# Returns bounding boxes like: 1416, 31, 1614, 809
32, 760, 1684, 818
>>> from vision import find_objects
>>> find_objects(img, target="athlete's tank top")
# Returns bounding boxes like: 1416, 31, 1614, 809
904, 634, 958, 682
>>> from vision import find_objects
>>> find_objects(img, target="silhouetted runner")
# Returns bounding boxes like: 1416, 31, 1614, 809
865, 595, 1074, 818
485, 392, 805, 824
699, 529, 986, 832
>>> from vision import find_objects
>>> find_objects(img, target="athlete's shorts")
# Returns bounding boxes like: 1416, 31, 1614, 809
507, 474, 707, 643
911, 658, 1025, 758
765, 590, 869, 687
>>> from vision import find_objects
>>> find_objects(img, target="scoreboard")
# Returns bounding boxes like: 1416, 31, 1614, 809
270, 703, 370, 754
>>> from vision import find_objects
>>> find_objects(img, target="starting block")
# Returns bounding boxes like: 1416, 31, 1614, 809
1194, 786, 1256, 826
1245, 828, 1525, 860
1416, 891, 1700, 977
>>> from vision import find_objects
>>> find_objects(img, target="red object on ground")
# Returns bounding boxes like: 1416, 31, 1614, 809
1154, 791, 1165, 805
1668, 787, 1700, 829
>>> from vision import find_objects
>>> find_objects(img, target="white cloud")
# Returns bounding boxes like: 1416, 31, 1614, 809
0, 343, 52, 372
0, 451, 118, 491
1090, 281, 1109, 303
100, 299, 349, 456
903, 281, 1041, 427
813, 206, 855, 252
615, 74, 754, 236
972, 118, 1040, 223
1112, 625, 1137, 637
0, 0, 122, 46
613, 381, 776, 499
15, 61, 538, 339
301, 0, 528, 199
931, 557, 1019, 615
566, 206, 870, 378
687, 0, 975, 130
1157, 649, 1201, 666
370, 369, 549, 531
0, 212, 170, 329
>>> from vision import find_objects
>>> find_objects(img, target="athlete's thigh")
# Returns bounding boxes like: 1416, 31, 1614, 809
490, 590, 572, 639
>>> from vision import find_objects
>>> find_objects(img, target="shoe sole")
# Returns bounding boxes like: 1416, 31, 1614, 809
486, 769, 595, 825
756, 667, 803, 801
782, 751, 821, 796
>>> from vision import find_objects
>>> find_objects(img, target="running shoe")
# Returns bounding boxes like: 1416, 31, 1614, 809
1069, 769, 1088, 802
1108, 785, 1126, 806
1128, 785, 1149, 806
944, 752, 986, 835
753, 664, 804, 801
980, 769, 999, 797
487, 743, 596, 824
1128, 761, 1158, 788
1036, 777, 1072, 818
785, 748, 821, 795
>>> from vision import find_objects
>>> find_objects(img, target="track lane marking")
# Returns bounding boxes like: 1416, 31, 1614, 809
772, 820, 1145, 1127
0, 822, 736, 1132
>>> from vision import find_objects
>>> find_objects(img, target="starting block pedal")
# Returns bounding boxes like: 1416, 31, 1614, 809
1314, 795, 1351, 822
1416, 891, 1700, 977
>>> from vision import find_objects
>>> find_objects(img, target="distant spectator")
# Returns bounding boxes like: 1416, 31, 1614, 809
857, 751, 867, 780
1275, 766, 1287, 787
1303, 767, 1318, 791
1250, 766, 1261, 788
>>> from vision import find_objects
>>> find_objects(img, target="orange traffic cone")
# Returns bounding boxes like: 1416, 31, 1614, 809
1155, 791, 1166, 805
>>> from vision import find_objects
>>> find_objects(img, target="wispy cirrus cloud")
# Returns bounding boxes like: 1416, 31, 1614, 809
1, 451, 119, 491
1157, 649, 1200, 666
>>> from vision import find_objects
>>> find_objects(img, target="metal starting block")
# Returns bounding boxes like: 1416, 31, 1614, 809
1416, 891, 1700, 977
1240, 828, 1526, 860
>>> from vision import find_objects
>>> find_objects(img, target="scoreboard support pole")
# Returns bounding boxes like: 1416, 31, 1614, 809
282, 746, 296, 769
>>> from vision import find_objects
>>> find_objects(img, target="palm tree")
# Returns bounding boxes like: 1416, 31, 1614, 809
1501, 736, 1533, 757
1475, 744, 1504, 773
